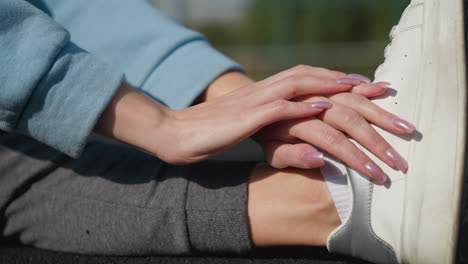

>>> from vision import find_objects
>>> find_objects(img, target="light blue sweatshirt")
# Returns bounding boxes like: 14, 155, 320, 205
0, 0, 242, 157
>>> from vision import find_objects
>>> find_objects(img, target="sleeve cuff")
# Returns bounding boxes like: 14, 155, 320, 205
16, 42, 124, 158
140, 39, 244, 110
186, 161, 255, 255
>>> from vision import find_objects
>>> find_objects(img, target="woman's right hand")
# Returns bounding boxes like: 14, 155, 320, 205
153, 71, 358, 164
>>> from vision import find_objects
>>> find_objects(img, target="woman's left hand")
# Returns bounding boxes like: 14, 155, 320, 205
253, 67, 415, 180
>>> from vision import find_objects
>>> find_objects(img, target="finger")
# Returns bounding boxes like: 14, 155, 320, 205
249, 100, 333, 131
328, 93, 416, 134
257, 76, 354, 104
318, 102, 408, 172
262, 141, 324, 169
290, 118, 388, 184
350, 82, 391, 97
260, 65, 348, 86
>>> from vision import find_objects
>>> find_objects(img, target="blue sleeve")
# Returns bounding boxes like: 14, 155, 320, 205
28, 0, 244, 110
0, 0, 124, 157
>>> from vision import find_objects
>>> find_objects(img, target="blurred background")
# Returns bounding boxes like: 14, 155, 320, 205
150, 0, 409, 80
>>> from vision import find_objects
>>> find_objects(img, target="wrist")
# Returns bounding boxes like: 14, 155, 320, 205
95, 82, 169, 156
196, 70, 254, 103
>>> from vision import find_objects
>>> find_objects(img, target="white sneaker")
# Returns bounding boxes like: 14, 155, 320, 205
325, 0, 467, 263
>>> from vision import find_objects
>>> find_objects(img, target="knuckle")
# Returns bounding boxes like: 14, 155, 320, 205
375, 108, 396, 123
283, 75, 301, 86
329, 92, 346, 101
249, 82, 262, 90
350, 152, 369, 168
386, 113, 398, 123
331, 93, 369, 107
351, 93, 368, 105
281, 76, 301, 96
292, 64, 312, 74
369, 135, 387, 150
314, 67, 329, 75
322, 129, 345, 147
340, 109, 362, 125
317, 77, 332, 88
271, 100, 289, 112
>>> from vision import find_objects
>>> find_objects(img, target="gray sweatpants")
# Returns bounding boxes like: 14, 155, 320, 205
0, 132, 255, 256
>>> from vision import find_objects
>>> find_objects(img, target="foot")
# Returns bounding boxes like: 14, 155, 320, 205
325, 0, 467, 263
248, 165, 341, 247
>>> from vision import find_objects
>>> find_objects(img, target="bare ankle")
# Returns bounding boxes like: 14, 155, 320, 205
247, 164, 341, 247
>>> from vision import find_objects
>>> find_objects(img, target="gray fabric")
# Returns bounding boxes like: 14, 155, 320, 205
328, 169, 398, 264
187, 162, 255, 254
0, 132, 254, 256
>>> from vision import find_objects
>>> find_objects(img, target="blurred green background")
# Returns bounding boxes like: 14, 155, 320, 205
151, 0, 409, 80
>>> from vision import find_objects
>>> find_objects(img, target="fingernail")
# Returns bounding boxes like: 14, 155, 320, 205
310, 101, 332, 109
372, 81, 392, 89
336, 78, 362, 85
347, 73, 371, 83
303, 152, 325, 167
392, 117, 416, 134
386, 148, 408, 172
365, 161, 388, 184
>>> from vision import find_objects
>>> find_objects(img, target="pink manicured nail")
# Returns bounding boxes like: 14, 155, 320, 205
347, 73, 371, 83
310, 101, 332, 109
365, 161, 388, 184
386, 148, 408, 173
336, 78, 362, 85
392, 117, 416, 134
303, 152, 325, 167
372, 82, 392, 89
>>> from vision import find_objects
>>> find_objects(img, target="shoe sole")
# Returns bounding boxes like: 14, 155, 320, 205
401, 0, 467, 263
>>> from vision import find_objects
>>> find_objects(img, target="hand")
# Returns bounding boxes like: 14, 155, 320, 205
96, 67, 356, 165
155, 69, 358, 164
253, 66, 415, 184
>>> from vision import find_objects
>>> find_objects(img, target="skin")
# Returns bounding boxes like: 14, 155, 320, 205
94, 65, 415, 246
247, 164, 340, 246
203, 67, 412, 181
96, 66, 414, 183
96, 70, 355, 165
